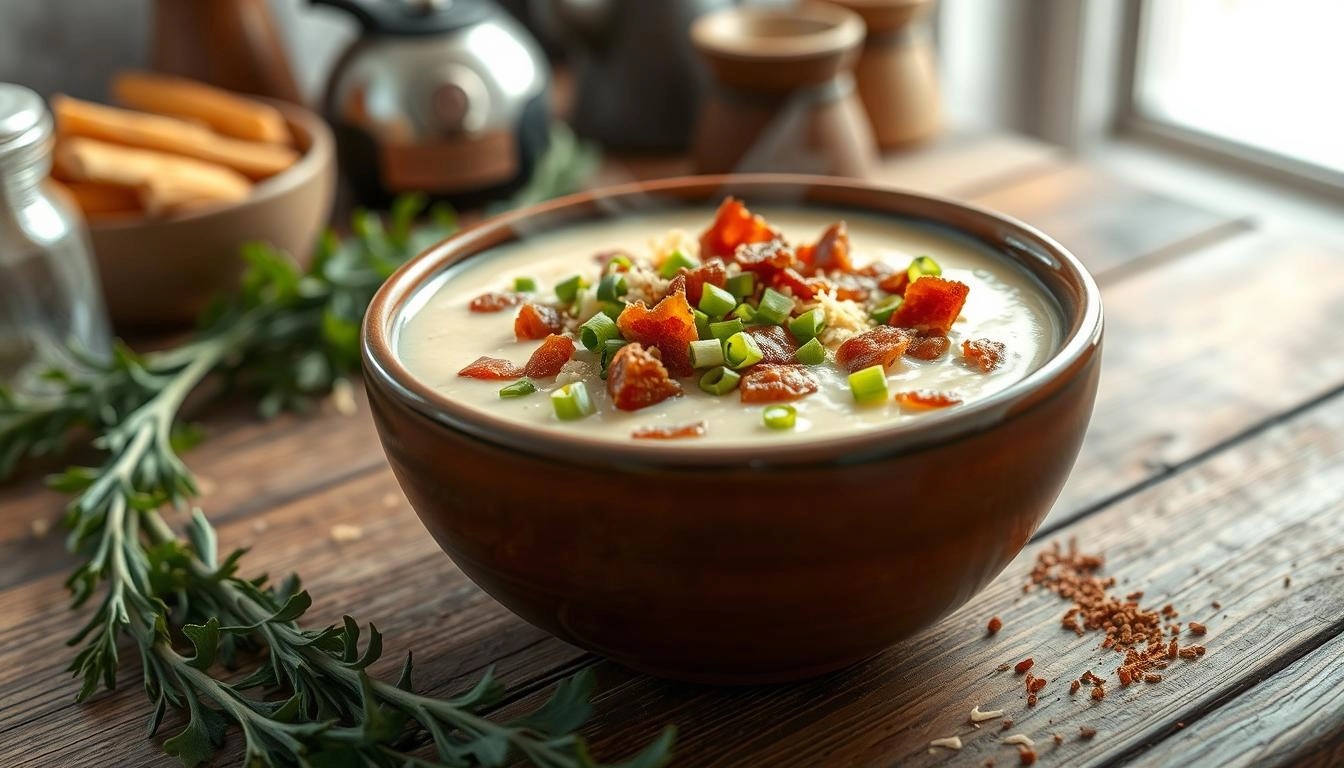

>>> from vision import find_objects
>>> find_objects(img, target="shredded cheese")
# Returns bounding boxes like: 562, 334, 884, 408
1003, 734, 1036, 748
648, 228, 698, 265
929, 736, 963, 750
970, 705, 1005, 722
799, 289, 874, 348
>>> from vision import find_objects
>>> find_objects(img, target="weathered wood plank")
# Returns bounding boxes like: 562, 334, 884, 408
1123, 631, 1344, 768
497, 390, 1344, 768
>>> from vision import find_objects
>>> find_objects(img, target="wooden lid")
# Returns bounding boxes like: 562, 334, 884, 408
691, 3, 866, 91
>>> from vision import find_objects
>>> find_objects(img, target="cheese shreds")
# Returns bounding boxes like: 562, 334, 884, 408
1002, 734, 1036, 748
970, 705, 1005, 722
648, 228, 698, 265
621, 263, 671, 308
798, 289, 874, 348
929, 736, 963, 750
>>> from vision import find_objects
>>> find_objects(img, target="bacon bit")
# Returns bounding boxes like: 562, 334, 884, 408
1161, 603, 1177, 617
1027, 694, 1038, 707
631, 421, 707, 440
987, 616, 1003, 634
606, 343, 683, 411
1118, 668, 1133, 686
970, 705, 1005, 722
795, 221, 853, 275
1079, 727, 1097, 739
1003, 735, 1035, 749
1211, 601, 1222, 610
905, 334, 950, 360
458, 356, 523, 380
734, 238, 796, 276
1052, 734, 1064, 746
677, 258, 728, 307
1144, 673, 1162, 683
1168, 638, 1179, 659
699, 197, 779, 260
1188, 622, 1207, 635
1001, 719, 1014, 730
997, 664, 1012, 672
878, 270, 910, 296
895, 389, 962, 410
1029, 677, 1047, 693
523, 334, 575, 378
1091, 685, 1105, 700
1018, 747, 1037, 765
514, 303, 564, 340
771, 266, 829, 301
1178, 647, 1201, 659
962, 338, 1007, 373
1126, 591, 1144, 601
1069, 680, 1080, 694
617, 288, 698, 377
468, 291, 522, 312
1014, 658, 1034, 674
744, 325, 799, 364
740, 364, 818, 403
835, 326, 913, 372
929, 736, 963, 751
890, 276, 969, 334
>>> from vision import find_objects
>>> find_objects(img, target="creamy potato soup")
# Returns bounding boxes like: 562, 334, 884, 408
396, 199, 1060, 446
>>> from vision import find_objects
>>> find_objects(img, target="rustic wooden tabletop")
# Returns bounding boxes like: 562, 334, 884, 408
3, 132, 1342, 767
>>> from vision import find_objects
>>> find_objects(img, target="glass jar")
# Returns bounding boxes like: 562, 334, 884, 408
0, 83, 111, 388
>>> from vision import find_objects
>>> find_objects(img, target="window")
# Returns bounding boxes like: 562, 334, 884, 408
1131, 0, 1344, 180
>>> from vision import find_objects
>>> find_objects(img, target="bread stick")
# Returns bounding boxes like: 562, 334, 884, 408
52, 180, 143, 217
111, 71, 291, 145
53, 94, 298, 180
55, 137, 251, 215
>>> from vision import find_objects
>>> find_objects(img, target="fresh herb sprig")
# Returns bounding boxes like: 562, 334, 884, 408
0, 192, 673, 766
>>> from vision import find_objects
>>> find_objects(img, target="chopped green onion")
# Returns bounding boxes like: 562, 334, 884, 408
755, 287, 796, 325
710, 318, 744, 343
870, 295, 903, 324
513, 276, 537, 293
498, 378, 537, 398
907, 255, 942, 283
726, 272, 756, 299
599, 338, 627, 379
689, 339, 726, 369
597, 273, 628, 302
551, 382, 595, 420
795, 337, 826, 365
698, 366, 741, 396
724, 331, 763, 369
788, 307, 826, 343
600, 301, 625, 320
694, 309, 712, 340
604, 254, 633, 273
659, 249, 699, 278
731, 303, 755, 323
698, 283, 737, 319
554, 274, 585, 303
848, 365, 888, 405
762, 404, 797, 430
579, 312, 620, 351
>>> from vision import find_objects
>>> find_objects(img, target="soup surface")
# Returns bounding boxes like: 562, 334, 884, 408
396, 201, 1061, 446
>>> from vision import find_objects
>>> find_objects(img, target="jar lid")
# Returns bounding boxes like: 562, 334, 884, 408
0, 83, 52, 166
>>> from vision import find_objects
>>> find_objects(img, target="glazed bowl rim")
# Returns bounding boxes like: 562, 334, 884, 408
362, 174, 1103, 469
690, 3, 867, 62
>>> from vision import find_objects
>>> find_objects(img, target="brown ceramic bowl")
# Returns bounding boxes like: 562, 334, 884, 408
362, 175, 1103, 684
88, 99, 335, 329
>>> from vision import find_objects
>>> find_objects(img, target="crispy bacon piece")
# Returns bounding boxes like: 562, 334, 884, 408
890, 276, 969, 335
858, 261, 894, 279
631, 421, 707, 440
905, 334, 951, 360
796, 221, 853, 275
828, 272, 872, 302
457, 356, 523, 380
878, 271, 910, 296
771, 267, 828, 301
699, 197, 779, 260
514, 303, 564, 340
734, 238, 796, 275
744, 325, 799, 364
835, 326, 914, 372
468, 291, 522, 313
616, 288, 698, 377
523, 334, 575, 378
963, 338, 1007, 372
740, 364, 818, 403
607, 343, 683, 411
895, 390, 963, 409
678, 258, 728, 307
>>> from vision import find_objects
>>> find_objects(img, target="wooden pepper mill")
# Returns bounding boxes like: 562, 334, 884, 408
150, 0, 304, 104
831, 0, 941, 148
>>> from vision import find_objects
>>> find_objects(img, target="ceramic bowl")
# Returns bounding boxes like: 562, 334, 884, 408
361, 175, 1103, 684
88, 99, 335, 329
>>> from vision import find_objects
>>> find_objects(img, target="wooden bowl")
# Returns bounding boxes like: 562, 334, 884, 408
361, 175, 1103, 684
87, 100, 335, 329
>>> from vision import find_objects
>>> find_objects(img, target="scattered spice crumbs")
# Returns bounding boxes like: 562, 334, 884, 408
1079, 726, 1097, 739
988, 616, 1003, 634
1014, 658, 1034, 674
1188, 622, 1207, 636
997, 663, 1012, 672
1018, 747, 1038, 765
1052, 734, 1064, 745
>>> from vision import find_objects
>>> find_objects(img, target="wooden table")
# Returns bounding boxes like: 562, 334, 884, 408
3, 132, 1342, 767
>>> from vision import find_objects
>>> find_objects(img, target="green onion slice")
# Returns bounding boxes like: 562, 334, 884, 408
762, 404, 797, 430
498, 378, 537, 398
698, 283, 737, 320
848, 364, 889, 405
794, 337, 826, 366
551, 382, 595, 420
755, 287, 796, 325
788, 307, 826, 343
604, 254, 633, 273
907, 255, 942, 283
731, 303, 755, 323
554, 274, 585, 304
710, 318, 745, 343
694, 309, 712, 340
600, 301, 625, 320
689, 339, 726, 369
513, 276, 537, 293
659, 249, 699, 279
726, 272, 756, 299
870, 295, 903, 325
724, 331, 764, 369
579, 312, 621, 351
596, 273, 628, 303
599, 338, 627, 379
698, 366, 741, 396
